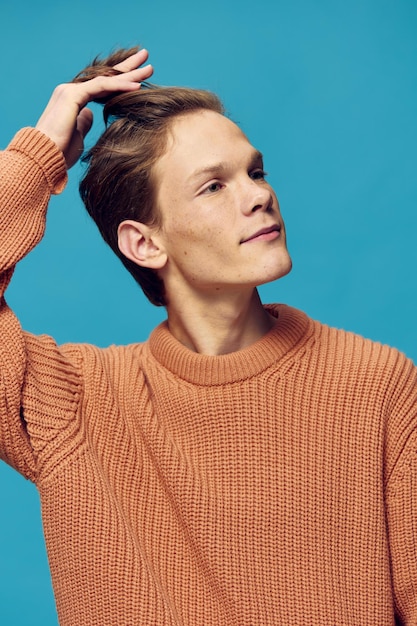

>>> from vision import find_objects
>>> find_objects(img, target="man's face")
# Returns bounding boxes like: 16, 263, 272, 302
153, 109, 292, 299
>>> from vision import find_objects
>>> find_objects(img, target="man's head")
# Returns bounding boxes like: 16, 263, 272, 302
117, 108, 291, 307
77, 49, 291, 307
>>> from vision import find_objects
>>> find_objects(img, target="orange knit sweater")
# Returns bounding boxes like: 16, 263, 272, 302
1, 128, 417, 626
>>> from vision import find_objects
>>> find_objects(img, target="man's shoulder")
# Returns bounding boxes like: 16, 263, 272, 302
22, 332, 150, 376
73, 339, 149, 367
272, 303, 414, 373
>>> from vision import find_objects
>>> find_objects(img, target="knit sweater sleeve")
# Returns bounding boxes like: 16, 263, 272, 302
384, 353, 417, 624
0, 128, 81, 482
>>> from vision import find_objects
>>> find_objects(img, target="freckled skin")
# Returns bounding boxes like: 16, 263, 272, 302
153, 110, 292, 303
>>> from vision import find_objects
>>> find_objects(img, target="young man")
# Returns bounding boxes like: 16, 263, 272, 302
1, 48, 416, 625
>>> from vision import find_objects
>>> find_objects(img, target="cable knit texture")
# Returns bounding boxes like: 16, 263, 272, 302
1, 128, 417, 625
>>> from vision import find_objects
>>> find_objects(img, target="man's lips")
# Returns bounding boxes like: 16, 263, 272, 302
240, 224, 281, 244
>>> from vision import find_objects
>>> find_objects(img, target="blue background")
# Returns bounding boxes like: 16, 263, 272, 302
0, 0, 416, 623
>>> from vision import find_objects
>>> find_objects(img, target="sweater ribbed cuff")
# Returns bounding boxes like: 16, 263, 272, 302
8, 128, 68, 195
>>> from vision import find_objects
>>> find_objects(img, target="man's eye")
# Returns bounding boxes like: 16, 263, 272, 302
250, 169, 268, 180
204, 182, 222, 193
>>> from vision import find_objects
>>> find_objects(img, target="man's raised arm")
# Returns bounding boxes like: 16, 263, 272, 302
0, 48, 153, 478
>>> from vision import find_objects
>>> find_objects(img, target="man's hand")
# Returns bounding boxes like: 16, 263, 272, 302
35, 49, 153, 169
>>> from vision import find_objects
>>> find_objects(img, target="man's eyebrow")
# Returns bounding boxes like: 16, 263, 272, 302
187, 150, 264, 184
187, 162, 229, 183
249, 150, 264, 167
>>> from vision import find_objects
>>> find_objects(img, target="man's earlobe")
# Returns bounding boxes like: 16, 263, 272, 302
117, 220, 167, 270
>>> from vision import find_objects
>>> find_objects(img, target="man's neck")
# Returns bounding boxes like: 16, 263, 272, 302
165, 288, 276, 356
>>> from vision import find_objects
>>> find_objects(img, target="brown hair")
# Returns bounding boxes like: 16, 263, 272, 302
74, 48, 224, 306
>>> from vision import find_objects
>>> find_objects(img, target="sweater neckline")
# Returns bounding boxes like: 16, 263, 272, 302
147, 304, 312, 386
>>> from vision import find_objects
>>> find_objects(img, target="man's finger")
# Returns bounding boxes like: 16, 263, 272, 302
73, 64, 153, 108
76, 108, 94, 139
114, 49, 149, 73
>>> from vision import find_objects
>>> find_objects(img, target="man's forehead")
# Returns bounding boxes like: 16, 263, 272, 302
168, 109, 246, 144
155, 109, 261, 183
186, 149, 264, 183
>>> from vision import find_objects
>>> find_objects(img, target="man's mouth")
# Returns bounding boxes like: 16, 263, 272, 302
240, 224, 281, 244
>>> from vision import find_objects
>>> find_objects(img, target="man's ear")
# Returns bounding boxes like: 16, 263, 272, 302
117, 220, 168, 270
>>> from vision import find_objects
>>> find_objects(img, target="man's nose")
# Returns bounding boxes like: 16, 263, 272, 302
241, 180, 273, 215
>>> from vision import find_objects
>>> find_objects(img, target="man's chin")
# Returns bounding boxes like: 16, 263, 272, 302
266, 255, 293, 285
